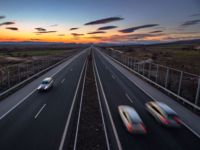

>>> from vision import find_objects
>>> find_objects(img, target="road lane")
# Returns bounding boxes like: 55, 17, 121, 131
0, 48, 88, 119
0, 51, 88, 150
94, 49, 200, 150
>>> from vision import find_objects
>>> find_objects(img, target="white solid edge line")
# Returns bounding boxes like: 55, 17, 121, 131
59, 58, 87, 150
0, 49, 87, 121
93, 51, 123, 150
98, 48, 200, 139
93, 53, 110, 150
34, 104, 46, 119
125, 93, 133, 104
0, 89, 36, 120
73, 59, 88, 150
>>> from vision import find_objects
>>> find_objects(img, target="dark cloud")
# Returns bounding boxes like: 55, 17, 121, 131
98, 26, 118, 30
119, 24, 159, 33
71, 33, 84, 36
84, 17, 124, 25
35, 27, 46, 32
49, 24, 58, 27
70, 27, 79, 31
0, 21, 15, 26
181, 19, 200, 27
58, 34, 65, 36
34, 27, 56, 34
87, 31, 106, 34
89, 33, 165, 43
6, 27, 18, 31
87, 36, 104, 39
0, 16, 5, 19
189, 13, 200, 17
149, 30, 163, 33
35, 31, 57, 34
30, 38, 40, 41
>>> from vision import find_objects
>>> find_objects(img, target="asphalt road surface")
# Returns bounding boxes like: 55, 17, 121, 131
0, 50, 88, 150
0, 47, 199, 150
93, 49, 200, 150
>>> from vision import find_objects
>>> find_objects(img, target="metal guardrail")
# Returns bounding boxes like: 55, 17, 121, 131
101, 48, 200, 110
0, 52, 77, 93
0, 51, 79, 99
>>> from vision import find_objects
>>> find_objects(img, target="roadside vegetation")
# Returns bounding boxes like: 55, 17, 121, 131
105, 42, 200, 75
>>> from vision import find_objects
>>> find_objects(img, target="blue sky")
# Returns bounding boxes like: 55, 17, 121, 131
0, 0, 200, 43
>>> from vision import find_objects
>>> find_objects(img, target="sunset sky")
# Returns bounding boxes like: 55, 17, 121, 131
0, 0, 200, 43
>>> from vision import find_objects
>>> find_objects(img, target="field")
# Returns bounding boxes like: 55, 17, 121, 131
0, 45, 80, 93
0, 45, 79, 68
105, 42, 200, 75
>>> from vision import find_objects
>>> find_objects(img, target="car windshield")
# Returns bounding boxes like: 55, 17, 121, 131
127, 111, 141, 124
42, 80, 49, 84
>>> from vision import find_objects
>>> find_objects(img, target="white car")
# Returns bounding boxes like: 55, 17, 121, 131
146, 101, 181, 127
118, 105, 147, 134
37, 77, 54, 92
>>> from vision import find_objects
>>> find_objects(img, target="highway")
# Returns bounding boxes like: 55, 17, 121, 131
0, 49, 89, 150
93, 48, 200, 150
0, 46, 199, 150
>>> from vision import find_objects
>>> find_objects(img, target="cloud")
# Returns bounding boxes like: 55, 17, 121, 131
181, 19, 200, 27
30, 38, 41, 41
35, 27, 46, 32
119, 24, 159, 33
87, 31, 106, 34
35, 31, 57, 34
189, 13, 200, 17
71, 33, 84, 36
6, 27, 18, 31
0, 21, 15, 26
0, 16, 5, 19
98, 26, 117, 30
84, 17, 124, 25
34, 28, 56, 34
48, 24, 58, 27
88, 33, 165, 43
87, 36, 104, 39
149, 30, 163, 33
58, 34, 65, 36
70, 27, 79, 31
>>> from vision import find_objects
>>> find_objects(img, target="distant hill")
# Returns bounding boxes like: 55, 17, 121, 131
146, 39, 200, 46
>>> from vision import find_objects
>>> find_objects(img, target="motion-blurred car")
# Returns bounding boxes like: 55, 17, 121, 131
37, 77, 54, 92
118, 105, 147, 134
145, 101, 181, 127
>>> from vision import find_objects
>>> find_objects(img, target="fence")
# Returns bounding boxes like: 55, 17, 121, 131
102, 48, 200, 110
0, 52, 75, 94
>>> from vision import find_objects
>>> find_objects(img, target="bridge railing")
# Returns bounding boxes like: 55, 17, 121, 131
101, 48, 200, 110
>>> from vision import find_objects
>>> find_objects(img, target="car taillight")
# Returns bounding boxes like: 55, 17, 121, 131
127, 123, 133, 132
160, 116, 169, 125
173, 116, 181, 124
140, 123, 147, 133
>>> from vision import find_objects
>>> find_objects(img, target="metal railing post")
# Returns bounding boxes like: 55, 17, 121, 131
148, 63, 151, 78
138, 64, 140, 73
18, 64, 21, 82
177, 71, 183, 95
165, 67, 169, 88
0, 68, 2, 87
6, 66, 10, 88
142, 63, 145, 75
155, 64, 159, 83
195, 77, 200, 106
131, 58, 133, 69
26, 63, 29, 78
134, 60, 136, 70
